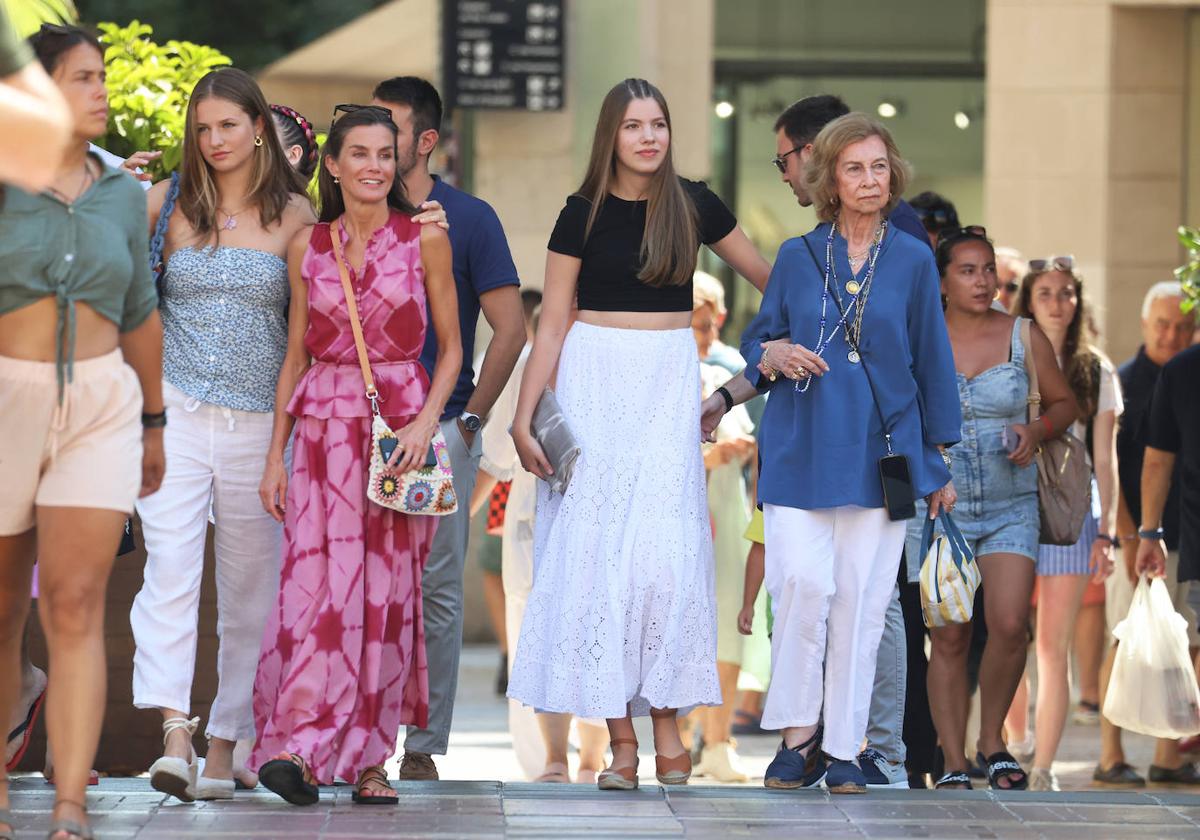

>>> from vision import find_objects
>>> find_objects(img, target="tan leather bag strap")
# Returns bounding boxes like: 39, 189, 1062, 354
329, 218, 378, 405
1019, 317, 1042, 422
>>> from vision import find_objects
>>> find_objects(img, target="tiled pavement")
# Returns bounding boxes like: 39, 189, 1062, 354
7, 647, 1198, 838
7, 779, 1200, 839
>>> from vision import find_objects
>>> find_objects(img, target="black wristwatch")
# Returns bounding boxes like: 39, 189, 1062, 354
459, 411, 482, 433
1138, 527, 1165, 541
1097, 533, 1120, 548
141, 409, 167, 429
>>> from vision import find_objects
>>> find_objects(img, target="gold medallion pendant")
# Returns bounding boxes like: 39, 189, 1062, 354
846, 280, 861, 295
848, 350, 861, 364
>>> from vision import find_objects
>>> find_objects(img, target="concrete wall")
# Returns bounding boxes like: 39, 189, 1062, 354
472, 0, 715, 294
985, 0, 1194, 362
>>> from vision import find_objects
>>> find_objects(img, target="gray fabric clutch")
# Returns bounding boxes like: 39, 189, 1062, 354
532, 387, 580, 494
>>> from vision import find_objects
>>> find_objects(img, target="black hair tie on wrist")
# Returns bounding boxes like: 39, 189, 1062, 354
142, 410, 167, 429
716, 386, 734, 412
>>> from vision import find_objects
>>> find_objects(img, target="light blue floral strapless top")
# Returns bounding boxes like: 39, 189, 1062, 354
160, 246, 289, 412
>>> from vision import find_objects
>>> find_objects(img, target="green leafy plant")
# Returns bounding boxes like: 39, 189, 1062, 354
1, 0, 77, 36
1174, 226, 1200, 314
97, 20, 230, 178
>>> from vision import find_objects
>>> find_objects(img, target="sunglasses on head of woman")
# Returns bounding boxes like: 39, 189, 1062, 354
331, 103, 396, 126
1028, 255, 1075, 273
936, 225, 988, 246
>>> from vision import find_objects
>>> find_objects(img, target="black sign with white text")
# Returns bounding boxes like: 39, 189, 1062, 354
442, 0, 565, 111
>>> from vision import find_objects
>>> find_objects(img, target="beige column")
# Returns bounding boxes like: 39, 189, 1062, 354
985, 0, 1191, 361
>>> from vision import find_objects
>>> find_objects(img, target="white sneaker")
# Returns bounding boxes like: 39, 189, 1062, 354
1027, 767, 1059, 791
149, 716, 200, 802
694, 740, 749, 783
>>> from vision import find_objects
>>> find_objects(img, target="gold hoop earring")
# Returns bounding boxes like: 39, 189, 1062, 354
254, 135, 263, 147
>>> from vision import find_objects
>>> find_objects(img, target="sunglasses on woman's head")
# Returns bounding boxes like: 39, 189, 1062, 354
936, 225, 988, 245
1028, 255, 1075, 273
331, 103, 396, 126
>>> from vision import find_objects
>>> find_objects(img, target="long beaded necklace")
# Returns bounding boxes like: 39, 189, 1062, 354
795, 218, 887, 394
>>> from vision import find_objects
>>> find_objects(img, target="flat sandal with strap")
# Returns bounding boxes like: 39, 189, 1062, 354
649, 709, 691, 785
597, 737, 639, 791
351, 766, 397, 805
45, 800, 93, 840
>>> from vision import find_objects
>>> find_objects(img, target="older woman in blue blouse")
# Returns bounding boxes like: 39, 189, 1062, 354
705, 113, 960, 793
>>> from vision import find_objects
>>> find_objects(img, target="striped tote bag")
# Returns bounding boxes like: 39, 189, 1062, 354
918, 513, 981, 628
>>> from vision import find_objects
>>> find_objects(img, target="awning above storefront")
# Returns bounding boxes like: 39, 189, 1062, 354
257, 0, 439, 128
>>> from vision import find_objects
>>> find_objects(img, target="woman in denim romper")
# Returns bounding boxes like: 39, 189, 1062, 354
907, 229, 1077, 790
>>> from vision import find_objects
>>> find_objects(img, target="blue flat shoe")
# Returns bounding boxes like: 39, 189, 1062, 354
825, 758, 867, 794
764, 728, 826, 790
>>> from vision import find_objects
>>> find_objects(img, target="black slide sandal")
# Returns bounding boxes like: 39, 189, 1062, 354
259, 755, 320, 805
977, 750, 1028, 790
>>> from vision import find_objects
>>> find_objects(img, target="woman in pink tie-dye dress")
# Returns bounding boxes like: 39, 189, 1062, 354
250, 106, 461, 806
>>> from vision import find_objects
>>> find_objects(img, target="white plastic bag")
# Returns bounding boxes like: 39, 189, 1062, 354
1103, 576, 1200, 739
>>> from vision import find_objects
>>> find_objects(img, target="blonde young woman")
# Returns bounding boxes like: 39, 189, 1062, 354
127, 67, 315, 803
508, 78, 770, 790
1014, 258, 1119, 791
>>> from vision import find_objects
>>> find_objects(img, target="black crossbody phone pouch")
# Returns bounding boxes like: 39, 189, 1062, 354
802, 238, 915, 521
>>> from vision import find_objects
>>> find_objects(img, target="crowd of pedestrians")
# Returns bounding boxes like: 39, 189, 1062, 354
2, 10, 1199, 839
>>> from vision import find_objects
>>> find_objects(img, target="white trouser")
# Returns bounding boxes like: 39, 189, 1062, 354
131, 383, 282, 741
501, 473, 544, 779
502, 471, 604, 778
761, 504, 905, 760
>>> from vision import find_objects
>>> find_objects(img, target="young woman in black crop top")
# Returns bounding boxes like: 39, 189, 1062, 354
506, 78, 770, 791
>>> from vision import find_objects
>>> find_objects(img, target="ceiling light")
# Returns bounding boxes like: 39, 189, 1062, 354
714, 101, 734, 119
877, 101, 898, 119
954, 110, 971, 130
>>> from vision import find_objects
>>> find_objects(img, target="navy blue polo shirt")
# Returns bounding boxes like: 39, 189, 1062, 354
421, 175, 520, 420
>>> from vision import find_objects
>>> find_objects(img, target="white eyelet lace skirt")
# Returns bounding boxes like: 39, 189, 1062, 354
507, 322, 721, 719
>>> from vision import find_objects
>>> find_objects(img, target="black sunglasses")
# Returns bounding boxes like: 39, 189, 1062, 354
936, 225, 988, 245
332, 103, 396, 125
771, 145, 805, 174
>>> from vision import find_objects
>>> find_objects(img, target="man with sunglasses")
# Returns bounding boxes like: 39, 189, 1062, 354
773, 95, 929, 255
369, 77, 526, 781
994, 247, 1026, 313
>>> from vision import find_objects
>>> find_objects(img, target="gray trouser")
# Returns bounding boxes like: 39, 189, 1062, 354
865, 582, 907, 763
404, 417, 481, 755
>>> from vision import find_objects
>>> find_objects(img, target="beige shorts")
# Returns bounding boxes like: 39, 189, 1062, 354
0, 349, 143, 535
1105, 550, 1200, 648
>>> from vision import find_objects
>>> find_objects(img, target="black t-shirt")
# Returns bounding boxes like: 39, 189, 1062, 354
1147, 344, 1200, 580
1117, 348, 1181, 551
547, 177, 737, 312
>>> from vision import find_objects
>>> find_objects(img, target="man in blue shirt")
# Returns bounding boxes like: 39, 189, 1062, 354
373, 77, 526, 781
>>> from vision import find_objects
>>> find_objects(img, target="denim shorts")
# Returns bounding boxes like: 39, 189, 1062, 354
904, 456, 1039, 582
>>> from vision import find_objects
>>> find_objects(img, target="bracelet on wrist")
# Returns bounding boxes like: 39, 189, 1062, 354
141, 409, 167, 429
716, 386, 734, 412
1096, 533, 1119, 547
1137, 527, 1165, 541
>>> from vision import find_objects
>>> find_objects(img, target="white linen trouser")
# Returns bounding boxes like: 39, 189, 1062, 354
131, 383, 282, 741
762, 503, 906, 760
